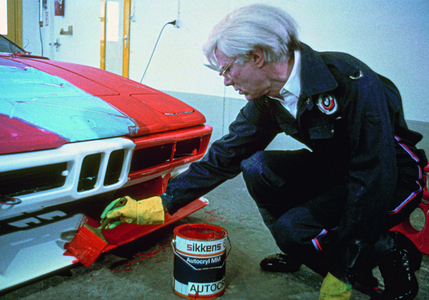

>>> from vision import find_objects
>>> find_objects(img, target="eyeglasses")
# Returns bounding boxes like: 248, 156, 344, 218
219, 57, 236, 79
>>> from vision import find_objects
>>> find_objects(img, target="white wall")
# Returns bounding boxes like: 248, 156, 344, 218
131, 0, 429, 124
22, 0, 100, 67
22, 0, 429, 124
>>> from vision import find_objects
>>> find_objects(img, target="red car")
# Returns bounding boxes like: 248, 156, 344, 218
0, 35, 212, 292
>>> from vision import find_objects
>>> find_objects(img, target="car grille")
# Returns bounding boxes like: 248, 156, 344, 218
0, 138, 134, 213
130, 138, 200, 172
0, 125, 212, 216
0, 163, 68, 196
126, 125, 211, 183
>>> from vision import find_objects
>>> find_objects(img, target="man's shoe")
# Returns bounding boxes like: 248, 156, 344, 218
371, 232, 421, 300
260, 253, 302, 273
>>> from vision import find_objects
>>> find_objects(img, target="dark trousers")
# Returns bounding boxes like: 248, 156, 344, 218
240, 149, 423, 266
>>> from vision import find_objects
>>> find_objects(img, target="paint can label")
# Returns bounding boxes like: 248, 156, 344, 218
174, 278, 225, 297
172, 223, 229, 299
188, 278, 225, 295
175, 235, 226, 256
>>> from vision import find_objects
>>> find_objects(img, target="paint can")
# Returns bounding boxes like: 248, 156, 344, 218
172, 223, 231, 299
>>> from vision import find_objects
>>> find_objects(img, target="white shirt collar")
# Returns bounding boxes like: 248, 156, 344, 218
280, 50, 301, 98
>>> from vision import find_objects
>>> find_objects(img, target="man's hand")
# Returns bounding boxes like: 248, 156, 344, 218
101, 196, 165, 229
319, 272, 352, 300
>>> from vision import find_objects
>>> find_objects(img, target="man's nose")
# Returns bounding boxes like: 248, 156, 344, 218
223, 77, 233, 86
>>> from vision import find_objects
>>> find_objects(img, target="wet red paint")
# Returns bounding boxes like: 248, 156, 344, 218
65, 225, 108, 267
202, 208, 229, 223
64, 199, 208, 266
111, 242, 171, 273
175, 223, 227, 240
134, 242, 170, 263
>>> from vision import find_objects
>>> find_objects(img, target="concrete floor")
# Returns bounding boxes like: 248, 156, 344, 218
1, 175, 428, 300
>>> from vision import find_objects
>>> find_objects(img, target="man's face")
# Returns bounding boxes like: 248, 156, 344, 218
215, 49, 270, 101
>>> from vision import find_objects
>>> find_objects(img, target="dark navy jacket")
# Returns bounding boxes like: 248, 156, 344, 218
162, 43, 427, 280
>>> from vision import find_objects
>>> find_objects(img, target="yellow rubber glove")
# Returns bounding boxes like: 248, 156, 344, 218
101, 196, 165, 228
319, 272, 352, 300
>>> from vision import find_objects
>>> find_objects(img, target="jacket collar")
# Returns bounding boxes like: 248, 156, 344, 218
299, 43, 338, 97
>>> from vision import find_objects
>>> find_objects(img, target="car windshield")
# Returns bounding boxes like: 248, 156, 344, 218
0, 35, 26, 54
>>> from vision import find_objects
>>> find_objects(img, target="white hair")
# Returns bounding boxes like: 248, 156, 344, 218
203, 4, 300, 69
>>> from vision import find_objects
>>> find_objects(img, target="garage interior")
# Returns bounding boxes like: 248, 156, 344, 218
1, 1, 429, 299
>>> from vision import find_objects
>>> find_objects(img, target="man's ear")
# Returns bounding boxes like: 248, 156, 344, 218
250, 47, 265, 68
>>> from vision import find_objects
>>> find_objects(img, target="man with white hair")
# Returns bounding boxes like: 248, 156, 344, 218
103, 4, 427, 299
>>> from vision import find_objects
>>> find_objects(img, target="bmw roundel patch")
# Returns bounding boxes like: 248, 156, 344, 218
317, 93, 338, 115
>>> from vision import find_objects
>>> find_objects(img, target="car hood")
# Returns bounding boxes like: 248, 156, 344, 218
0, 56, 206, 155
